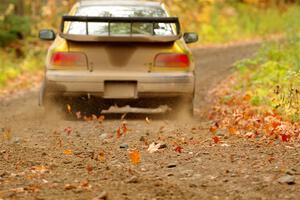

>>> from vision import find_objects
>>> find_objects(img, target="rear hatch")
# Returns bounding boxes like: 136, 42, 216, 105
61, 15, 182, 73
68, 41, 175, 73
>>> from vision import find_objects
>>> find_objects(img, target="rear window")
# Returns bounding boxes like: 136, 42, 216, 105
68, 6, 175, 36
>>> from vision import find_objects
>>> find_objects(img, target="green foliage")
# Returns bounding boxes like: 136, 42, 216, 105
166, 1, 300, 44
0, 15, 30, 47
0, 43, 45, 87
0, 0, 31, 47
220, 95, 233, 104
0, 51, 20, 87
251, 96, 261, 106
235, 36, 300, 120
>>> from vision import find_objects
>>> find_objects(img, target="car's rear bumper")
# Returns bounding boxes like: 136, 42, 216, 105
44, 70, 195, 98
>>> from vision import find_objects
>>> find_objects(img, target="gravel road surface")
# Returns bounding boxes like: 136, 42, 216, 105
1, 43, 299, 200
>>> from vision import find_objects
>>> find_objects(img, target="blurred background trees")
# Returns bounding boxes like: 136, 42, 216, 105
0, 0, 300, 87
0, 0, 300, 47
0, 0, 76, 47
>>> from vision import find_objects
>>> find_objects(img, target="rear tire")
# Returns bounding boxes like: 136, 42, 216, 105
169, 97, 194, 119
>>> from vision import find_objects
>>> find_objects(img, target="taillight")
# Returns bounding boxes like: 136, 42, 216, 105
51, 52, 87, 67
154, 53, 190, 68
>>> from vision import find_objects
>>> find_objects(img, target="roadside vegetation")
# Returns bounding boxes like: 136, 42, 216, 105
209, 34, 300, 143
236, 34, 300, 121
0, 42, 45, 88
0, 0, 73, 88
166, 0, 300, 44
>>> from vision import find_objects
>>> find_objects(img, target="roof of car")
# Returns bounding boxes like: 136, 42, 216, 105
79, 0, 162, 7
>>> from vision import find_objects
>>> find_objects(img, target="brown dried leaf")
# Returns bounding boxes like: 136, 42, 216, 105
228, 127, 237, 135
145, 117, 151, 124
92, 114, 98, 121
98, 115, 105, 123
64, 184, 77, 190
31, 166, 48, 174
212, 136, 220, 144
86, 164, 93, 174
64, 127, 72, 136
174, 146, 183, 153
76, 111, 82, 119
97, 151, 106, 162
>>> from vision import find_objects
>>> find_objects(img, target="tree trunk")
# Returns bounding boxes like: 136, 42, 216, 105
15, 0, 24, 16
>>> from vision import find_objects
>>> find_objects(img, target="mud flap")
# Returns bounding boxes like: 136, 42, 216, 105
39, 80, 46, 107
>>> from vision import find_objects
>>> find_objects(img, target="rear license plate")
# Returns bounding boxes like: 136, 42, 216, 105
104, 81, 137, 99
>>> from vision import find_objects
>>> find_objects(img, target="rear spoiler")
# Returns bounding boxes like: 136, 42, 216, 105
59, 16, 182, 43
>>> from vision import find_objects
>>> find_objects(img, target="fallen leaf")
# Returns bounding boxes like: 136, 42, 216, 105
64, 127, 72, 136
174, 146, 183, 153
57, 138, 63, 148
80, 179, 90, 188
11, 187, 25, 193
147, 142, 160, 153
63, 149, 73, 155
93, 191, 108, 200
86, 164, 93, 174
116, 128, 121, 138
98, 115, 105, 123
64, 184, 77, 190
31, 166, 48, 174
92, 114, 98, 121
24, 185, 40, 193
277, 175, 295, 185
128, 150, 141, 165
268, 156, 275, 163
122, 122, 128, 135
280, 134, 291, 142
2, 128, 12, 141
245, 132, 255, 138
76, 111, 82, 119
67, 104, 72, 113
243, 94, 251, 101
212, 136, 220, 144
145, 117, 151, 124
221, 143, 230, 147
121, 113, 127, 120
285, 145, 294, 149
209, 126, 218, 133
84, 116, 92, 122
97, 151, 106, 162
228, 127, 237, 135
271, 121, 281, 129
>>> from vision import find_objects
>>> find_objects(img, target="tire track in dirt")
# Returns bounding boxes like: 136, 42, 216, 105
1, 43, 299, 200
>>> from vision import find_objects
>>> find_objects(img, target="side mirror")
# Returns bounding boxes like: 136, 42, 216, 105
39, 29, 56, 41
183, 32, 199, 44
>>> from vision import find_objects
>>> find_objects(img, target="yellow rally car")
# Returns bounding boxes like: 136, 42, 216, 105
39, 0, 198, 115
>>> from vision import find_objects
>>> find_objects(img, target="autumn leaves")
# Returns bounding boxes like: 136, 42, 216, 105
209, 82, 300, 144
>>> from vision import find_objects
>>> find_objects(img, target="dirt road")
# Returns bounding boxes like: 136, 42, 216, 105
1, 43, 299, 200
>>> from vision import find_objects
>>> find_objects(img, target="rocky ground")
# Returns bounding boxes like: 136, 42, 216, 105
0, 43, 299, 200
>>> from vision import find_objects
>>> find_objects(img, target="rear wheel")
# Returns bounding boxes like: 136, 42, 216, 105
171, 97, 194, 119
